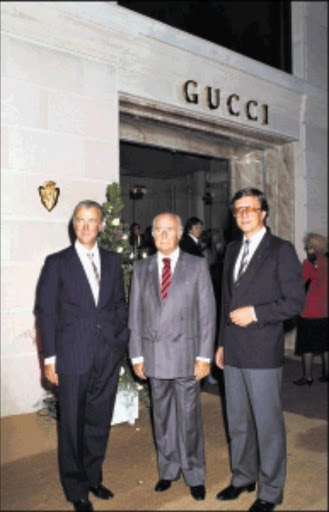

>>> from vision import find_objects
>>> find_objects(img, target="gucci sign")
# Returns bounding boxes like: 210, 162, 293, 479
183, 80, 269, 125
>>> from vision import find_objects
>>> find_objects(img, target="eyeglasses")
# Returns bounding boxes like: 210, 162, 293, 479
233, 206, 261, 217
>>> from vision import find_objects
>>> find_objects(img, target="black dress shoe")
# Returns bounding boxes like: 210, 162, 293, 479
319, 375, 329, 382
72, 498, 93, 511
216, 482, 256, 500
155, 479, 172, 492
190, 485, 205, 500
249, 498, 276, 511
293, 376, 313, 386
89, 483, 114, 500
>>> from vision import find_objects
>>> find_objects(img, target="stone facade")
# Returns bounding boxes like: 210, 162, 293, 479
1, 2, 327, 416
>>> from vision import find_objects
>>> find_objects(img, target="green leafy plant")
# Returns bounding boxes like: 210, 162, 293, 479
98, 182, 133, 298
99, 183, 150, 406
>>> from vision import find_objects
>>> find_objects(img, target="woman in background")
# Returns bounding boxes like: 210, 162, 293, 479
294, 233, 328, 386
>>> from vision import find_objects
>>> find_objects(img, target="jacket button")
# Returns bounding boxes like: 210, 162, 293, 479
96, 324, 101, 329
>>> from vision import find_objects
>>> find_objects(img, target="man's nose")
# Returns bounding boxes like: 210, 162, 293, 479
161, 230, 168, 238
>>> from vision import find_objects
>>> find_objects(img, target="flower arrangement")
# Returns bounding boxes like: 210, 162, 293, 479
99, 183, 150, 406
98, 182, 133, 299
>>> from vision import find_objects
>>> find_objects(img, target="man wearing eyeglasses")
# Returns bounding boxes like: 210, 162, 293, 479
215, 188, 305, 512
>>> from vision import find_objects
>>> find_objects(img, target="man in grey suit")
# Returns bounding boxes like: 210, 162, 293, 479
129, 212, 216, 501
215, 188, 305, 512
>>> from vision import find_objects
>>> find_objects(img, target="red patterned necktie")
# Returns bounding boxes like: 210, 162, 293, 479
161, 257, 171, 301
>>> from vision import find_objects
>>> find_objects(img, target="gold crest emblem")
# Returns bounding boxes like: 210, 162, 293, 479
39, 181, 60, 212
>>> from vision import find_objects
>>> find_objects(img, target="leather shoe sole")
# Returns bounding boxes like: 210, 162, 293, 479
216, 482, 256, 500
190, 485, 205, 500
73, 498, 93, 511
249, 498, 276, 511
155, 479, 171, 492
89, 484, 114, 500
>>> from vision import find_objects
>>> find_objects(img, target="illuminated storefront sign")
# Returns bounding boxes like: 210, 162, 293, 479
183, 80, 269, 125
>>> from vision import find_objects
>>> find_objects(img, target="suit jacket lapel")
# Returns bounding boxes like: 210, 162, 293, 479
166, 251, 186, 303
148, 255, 162, 309
228, 242, 242, 293
160, 252, 187, 322
66, 246, 95, 307
97, 248, 110, 309
236, 230, 271, 288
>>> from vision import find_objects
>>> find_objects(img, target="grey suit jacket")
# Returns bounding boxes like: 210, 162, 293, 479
128, 251, 216, 379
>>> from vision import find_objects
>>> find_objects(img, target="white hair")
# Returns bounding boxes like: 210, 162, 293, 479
152, 213, 183, 234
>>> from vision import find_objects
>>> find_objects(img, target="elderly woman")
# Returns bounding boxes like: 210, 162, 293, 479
294, 233, 328, 385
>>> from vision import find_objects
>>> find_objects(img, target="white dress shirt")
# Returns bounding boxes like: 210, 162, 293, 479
233, 226, 267, 321
75, 240, 101, 305
189, 234, 199, 245
132, 247, 210, 365
44, 240, 101, 366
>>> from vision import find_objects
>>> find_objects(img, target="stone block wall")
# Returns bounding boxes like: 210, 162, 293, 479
1, 33, 119, 416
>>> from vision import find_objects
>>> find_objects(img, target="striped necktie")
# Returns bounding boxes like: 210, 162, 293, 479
161, 258, 171, 301
238, 239, 250, 279
87, 252, 100, 285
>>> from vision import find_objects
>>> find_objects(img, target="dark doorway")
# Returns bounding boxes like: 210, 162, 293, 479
120, 141, 230, 248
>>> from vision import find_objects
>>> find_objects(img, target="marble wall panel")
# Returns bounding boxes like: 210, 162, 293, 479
1, 171, 109, 218
4, 34, 85, 94
231, 151, 263, 198
1, 220, 69, 264
7, 126, 85, 176
1, 353, 43, 416
47, 91, 115, 140
1, 262, 43, 312
305, 1, 328, 27
304, 124, 328, 160
265, 144, 295, 241
1, 125, 9, 168
1, 78, 47, 130
306, 206, 328, 235
1, 311, 38, 357
84, 139, 118, 181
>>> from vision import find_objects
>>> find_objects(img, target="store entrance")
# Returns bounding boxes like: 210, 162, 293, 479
120, 141, 231, 254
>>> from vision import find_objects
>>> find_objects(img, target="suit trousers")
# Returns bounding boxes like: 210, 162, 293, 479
150, 377, 205, 487
58, 333, 121, 502
224, 365, 286, 505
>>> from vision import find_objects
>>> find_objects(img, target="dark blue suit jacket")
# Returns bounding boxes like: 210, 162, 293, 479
36, 245, 129, 375
218, 230, 305, 368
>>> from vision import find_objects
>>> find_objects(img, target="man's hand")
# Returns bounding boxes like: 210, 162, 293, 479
44, 363, 58, 386
230, 306, 254, 327
194, 360, 211, 381
133, 362, 147, 380
215, 346, 224, 369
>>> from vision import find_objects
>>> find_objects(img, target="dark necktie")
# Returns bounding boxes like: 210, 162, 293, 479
238, 239, 250, 279
161, 258, 171, 301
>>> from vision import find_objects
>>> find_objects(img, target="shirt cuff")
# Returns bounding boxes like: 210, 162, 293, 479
252, 307, 258, 322
196, 357, 211, 363
44, 355, 56, 365
132, 357, 144, 365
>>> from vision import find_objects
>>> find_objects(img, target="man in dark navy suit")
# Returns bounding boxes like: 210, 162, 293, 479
37, 200, 129, 512
215, 188, 305, 512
